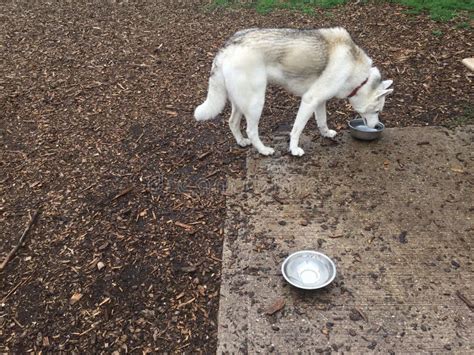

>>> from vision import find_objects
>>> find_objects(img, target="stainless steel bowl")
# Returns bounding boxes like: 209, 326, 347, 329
348, 118, 384, 141
281, 251, 336, 290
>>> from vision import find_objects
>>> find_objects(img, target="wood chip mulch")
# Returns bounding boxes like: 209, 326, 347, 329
0, 1, 472, 353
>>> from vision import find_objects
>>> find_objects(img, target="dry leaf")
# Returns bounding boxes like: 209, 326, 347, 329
451, 167, 464, 173
70, 292, 83, 305
43, 336, 50, 347
197, 285, 206, 296
265, 297, 286, 315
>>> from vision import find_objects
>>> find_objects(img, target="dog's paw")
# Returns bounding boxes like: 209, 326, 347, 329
290, 146, 305, 157
259, 146, 275, 156
237, 138, 251, 147
322, 129, 337, 139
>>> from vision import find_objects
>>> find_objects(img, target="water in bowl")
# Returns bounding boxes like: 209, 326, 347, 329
355, 125, 378, 132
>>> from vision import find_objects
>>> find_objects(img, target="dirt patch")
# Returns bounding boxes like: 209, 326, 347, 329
0, 1, 472, 352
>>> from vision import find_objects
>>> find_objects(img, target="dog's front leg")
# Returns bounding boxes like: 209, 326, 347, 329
315, 103, 337, 139
289, 100, 315, 156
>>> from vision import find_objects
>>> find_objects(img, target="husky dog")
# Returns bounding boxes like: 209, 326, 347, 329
194, 28, 393, 156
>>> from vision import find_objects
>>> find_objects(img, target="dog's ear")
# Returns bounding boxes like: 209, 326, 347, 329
382, 80, 393, 89
376, 89, 393, 100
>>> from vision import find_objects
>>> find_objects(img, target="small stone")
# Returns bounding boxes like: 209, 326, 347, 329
300, 219, 309, 226
368, 341, 377, 350
97, 261, 105, 271
444, 344, 452, 350
332, 343, 341, 351
421, 324, 428, 332
398, 231, 408, 244
451, 260, 460, 269
349, 329, 357, 336
271, 325, 280, 331
278, 220, 287, 226
349, 309, 363, 321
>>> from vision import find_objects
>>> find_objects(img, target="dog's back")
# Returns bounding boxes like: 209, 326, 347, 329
219, 28, 370, 91
226, 28, 366, 66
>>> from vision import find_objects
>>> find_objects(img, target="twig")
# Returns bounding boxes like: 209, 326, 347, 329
354, 307, 368, 322
456, 290, 474, 311
0, 210, 40, 272
111, 186, 134, 201
175, 221, 194, 230
198, 151, 211, 160
207, 255, 222, 262
272, 194, 286, 205
176, 343, 190, 350
176, 297, 195, 309
12, 317, 24, 328
79, 182, 97, 193
2, 275, 32, 302
206, 170, 221, 179
135, 132, 145, 144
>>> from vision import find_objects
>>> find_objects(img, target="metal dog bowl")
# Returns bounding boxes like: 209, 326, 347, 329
348, 118, 384, 141
281, 251, 336, 290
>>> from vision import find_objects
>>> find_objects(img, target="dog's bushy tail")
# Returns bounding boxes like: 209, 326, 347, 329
194, 58, 226, 121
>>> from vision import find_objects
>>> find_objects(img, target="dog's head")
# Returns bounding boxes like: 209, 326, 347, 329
349, 67, 393, 128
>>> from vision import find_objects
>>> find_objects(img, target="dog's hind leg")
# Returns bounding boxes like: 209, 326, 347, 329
226, 66, 274, 156
243, 97, 274, 156
315, 103, 337, 139
229, 103, 251, 147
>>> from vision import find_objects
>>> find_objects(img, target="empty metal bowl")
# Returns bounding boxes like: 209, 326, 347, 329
281, 251, 336, 290
348, 118, 384, 141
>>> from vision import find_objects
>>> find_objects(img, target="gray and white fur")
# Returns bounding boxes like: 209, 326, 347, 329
195, 27, 393, 156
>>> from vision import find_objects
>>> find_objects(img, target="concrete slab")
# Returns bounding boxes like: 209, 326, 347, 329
219, 126, 473, 354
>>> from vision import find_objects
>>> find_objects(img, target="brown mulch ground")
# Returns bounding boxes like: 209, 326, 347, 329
0, 1, 472, 353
